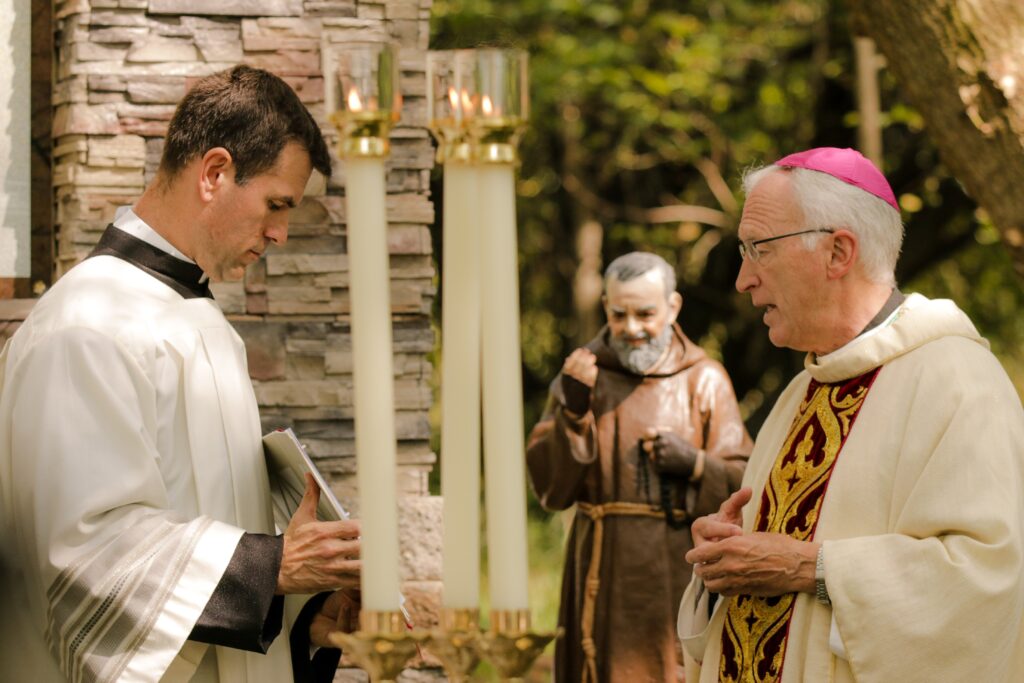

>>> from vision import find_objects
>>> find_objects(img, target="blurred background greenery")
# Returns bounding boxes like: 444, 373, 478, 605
425, 0, 1024, 676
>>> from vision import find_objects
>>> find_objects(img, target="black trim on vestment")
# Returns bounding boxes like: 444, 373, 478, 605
88, 225, 213, 300
189, 533, 284, 653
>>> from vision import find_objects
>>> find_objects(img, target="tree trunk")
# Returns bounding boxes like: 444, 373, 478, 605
849, 0, 1024, 275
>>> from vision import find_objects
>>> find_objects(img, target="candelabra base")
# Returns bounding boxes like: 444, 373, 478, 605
328, 610, 422, 683
478, 609, 560, 683
423, 608, 482, 683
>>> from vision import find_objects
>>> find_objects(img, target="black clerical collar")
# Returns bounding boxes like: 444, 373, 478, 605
858, 288, 906, 337
88, 225, 213, 300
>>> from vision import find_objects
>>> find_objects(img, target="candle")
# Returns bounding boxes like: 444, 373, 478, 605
332, 42, 403, 613
439, 158, 482, 609
345, 153, 401, 612
479, 160, 529, 611
428, 48, 485, 611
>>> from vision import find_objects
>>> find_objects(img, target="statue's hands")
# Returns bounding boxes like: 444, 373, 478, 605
641, 428, 700, 477
562, 348, 598, 387
277, 473, 361, 594
309, 588, 361, 648
561, 348, 598, 415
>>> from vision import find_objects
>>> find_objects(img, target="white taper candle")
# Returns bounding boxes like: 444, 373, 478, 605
345, 156, 401, 611
479, 161, 530, 611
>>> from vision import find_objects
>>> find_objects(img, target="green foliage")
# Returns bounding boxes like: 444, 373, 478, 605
427, 0, 1024, 664
431, 0, 1023, 435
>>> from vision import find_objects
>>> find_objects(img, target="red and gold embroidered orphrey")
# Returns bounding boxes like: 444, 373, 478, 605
719, 367, 881, 683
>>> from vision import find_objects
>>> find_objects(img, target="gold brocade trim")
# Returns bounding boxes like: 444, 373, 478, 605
719, 369, 879, 683
576, 501, 687, 683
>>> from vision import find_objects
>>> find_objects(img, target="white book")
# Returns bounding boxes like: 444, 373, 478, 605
263, 428, 349, 530
262, 428, 414, 627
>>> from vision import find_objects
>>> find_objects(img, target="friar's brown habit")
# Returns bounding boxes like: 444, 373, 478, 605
527, 323, 751, 683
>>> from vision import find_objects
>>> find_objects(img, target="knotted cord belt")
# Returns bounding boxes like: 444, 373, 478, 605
576, 501, 689, 683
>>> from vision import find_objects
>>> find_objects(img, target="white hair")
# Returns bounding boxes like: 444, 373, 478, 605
742, 164, 904, 286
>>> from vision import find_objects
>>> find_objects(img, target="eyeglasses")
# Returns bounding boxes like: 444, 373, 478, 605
738, 228, 835, 262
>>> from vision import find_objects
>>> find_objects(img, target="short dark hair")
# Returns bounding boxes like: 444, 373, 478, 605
603, 251, 677, 299
159, 65, 332, 184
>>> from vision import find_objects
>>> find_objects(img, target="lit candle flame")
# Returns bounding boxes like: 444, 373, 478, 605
481, 94, 493, 116
347, 87, 363, 112
448, 87, 459, 113
460, 89, 475, 117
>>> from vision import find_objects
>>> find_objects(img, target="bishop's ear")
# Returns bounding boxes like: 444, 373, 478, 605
826, 229, 858, 280
198, 147, 234, 201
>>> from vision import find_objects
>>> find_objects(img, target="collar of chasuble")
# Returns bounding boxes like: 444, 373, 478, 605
719, 366, 881, 683
88, 225, 213, 300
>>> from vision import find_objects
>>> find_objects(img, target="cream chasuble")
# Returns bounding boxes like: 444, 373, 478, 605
0, 253, 295, 682
678, 294, 1024, 683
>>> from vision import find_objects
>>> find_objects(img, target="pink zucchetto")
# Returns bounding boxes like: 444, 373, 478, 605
774, 147, 899, 212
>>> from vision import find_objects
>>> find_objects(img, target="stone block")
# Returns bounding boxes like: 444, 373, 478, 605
386, 225, 431, 255
119, 119, 171, 136
54, 103, 122, 136
88, 92, 126, 105
126, 38, 200, 63
356, 3, 384, 20
235, 321, 288, 381
126, 77, 187, 104
276, 235, 345, 255
246, 293, 269, 314
241, 17, 322, 51
254, 379, 351, 407
246, 50, 323, 77
397, 495, 442, 581
266, 253, 346, 275
302, 0, 356, 16
194, 29, 244, 63
54, 76, 90, 105
268, 286, 332, 303
387, 193, 434, 224
282, 76, 324, 104
88, 11, 150, 27
88, 73, 127, 91
150, 17, 197, 38
386, 0, 419, 20
285, 354, 326, 380
87, 135, 146, 167
267, 299, 346, 315
88, 27, 150, 43
148, 0, 303, 15
54, 163, 144, 189
210, 282, 246, 314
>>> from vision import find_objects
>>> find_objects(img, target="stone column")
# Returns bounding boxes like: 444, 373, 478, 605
0, 0, 32, 289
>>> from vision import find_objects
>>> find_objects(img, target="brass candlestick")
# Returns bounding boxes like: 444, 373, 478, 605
423, 608, 482, 683
329, 610, 423, 683
478, 610, 559, 683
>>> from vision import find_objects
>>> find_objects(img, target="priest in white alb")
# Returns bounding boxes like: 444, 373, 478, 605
677, 147, 1024, 682
0, 66, 361, 683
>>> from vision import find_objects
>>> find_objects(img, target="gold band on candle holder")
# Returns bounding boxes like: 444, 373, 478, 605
359, 609, 408, 634
441, 141, 475, 164
475, 142, 517, 165
443, 608, 481, 632
489, 609, 531, 634
342, 136, 391, 158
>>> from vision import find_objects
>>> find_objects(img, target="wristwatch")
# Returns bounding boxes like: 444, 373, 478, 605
815, 545, 831, 606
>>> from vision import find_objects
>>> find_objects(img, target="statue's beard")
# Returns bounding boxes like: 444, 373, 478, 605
610, 325, 673, 374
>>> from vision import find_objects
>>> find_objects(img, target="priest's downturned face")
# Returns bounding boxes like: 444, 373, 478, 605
603, 270, 682, 373
195, 141, 313, 282
735, 171, 832, 352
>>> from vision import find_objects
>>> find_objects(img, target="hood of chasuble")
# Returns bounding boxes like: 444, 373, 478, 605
803, 293, 986, 384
